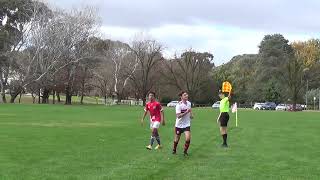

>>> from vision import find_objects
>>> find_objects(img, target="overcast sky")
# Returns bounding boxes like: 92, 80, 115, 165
47, 0, 320, 65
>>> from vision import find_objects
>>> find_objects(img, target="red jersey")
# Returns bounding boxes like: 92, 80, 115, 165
145, 101, 163, 122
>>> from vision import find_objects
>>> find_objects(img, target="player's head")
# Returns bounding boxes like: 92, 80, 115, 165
148, 91, 156, 101
179, 91, 188, 101
219, 90, 228, 99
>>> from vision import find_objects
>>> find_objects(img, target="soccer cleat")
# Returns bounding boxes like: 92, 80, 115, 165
221, 144, 228, 148
155, 145, 162, 150
172, 150, 177, 155
183, 152, 189, 156
146, 145, 152, 150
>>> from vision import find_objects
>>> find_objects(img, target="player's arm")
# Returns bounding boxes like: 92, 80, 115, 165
228, 90, 232, 100
176, 109, 191, 119
159, 104, 165, 126
141, 111, 147, 126
176, 103, 190, 119
190, 110, 194, 119
161, 110, 165, 125
217, 112, 221, 124
141, 106, 148, 126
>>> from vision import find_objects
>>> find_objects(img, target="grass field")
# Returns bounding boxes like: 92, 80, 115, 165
8, 95, 108, 105
0, 104, 319, 180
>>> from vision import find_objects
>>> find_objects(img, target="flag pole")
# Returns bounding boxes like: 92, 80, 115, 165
235, 102, 238, 127
236, 109, 238, 127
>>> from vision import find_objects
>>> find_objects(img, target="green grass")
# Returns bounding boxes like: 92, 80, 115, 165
0, 105, 319, 180
8, 95, 108, 105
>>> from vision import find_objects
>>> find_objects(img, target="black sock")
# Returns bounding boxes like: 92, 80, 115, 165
173, 141, 178, 152
222, 134, 227, 145
150, 136, 155, 146
155, 136, 161, 145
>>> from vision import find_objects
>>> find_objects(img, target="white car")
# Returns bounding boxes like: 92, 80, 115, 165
167, 101, 179, 107
253, 103, 266, 110
276, 104, 288, 111
212, 101, 220, 109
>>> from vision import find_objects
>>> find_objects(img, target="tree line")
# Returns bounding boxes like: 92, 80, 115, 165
1, 0, 319, 109
214, 35, 320, 110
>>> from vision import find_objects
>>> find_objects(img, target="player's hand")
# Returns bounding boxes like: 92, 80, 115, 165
140, 119, 144, 126
190, 115, 194, 119
162, 120, 166, 126
216, 118, 219, 124
187, 109, 192, 113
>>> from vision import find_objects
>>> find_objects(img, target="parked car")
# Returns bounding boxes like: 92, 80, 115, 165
287, 104, 303, 111
167, 101, 179, 107
265, 102, 277, 110
212, 101, 220, 109
253, 103, 267, 110
276, 104, 288, 111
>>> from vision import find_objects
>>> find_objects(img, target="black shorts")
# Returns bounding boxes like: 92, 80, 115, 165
219, 112, 229, 127
175, 126, 190, 135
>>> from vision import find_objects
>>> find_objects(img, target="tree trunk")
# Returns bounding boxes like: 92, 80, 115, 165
52, 90, 55, 104
80, 94, 84, 104
18, 93, 22, 103
57, 92, 61, 102
10, 93, 19, 103
142, 97, 146, 106
80, 79, 85, 105
65, 85, 72, 105
292, 86, 298, 111
32, 93, 36, 104
0, 80, 7, 103
2, 93, 6, 103
10, 87, 22, 103
42, 88, 50, 104
117, 92, 121, 104
38, 89, 41, 104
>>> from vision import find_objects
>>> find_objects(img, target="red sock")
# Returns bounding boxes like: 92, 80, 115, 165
173, 141, 178, 151
184, 141, 190, 153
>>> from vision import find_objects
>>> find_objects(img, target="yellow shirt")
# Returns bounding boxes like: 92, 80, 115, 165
220, 97, 229, 113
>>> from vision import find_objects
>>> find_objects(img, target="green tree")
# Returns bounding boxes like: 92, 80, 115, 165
264, 81, 281, 103
213, 54, 259, 103
163, 49, 214, 103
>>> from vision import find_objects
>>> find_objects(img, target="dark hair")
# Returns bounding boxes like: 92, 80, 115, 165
178, 91, 187, 97
148, 91, 156, 96
219, 90, 228, 97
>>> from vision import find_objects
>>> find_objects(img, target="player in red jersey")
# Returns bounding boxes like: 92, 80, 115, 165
141, 91, 165, 150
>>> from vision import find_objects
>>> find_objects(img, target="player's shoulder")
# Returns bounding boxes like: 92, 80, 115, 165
187, 101, 192, 106
176, 101, 183, 107
155, 101, 161, 105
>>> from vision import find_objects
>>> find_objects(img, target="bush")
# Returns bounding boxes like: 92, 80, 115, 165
160, 96, 172, 104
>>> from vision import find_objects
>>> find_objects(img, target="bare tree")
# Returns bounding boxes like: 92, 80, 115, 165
162, 49, 214, 102
129, 38, 164, 105
0, 1, 52, 103
93, 65, 114, 105
107, 41, 138, 102
16, 7, 98, 104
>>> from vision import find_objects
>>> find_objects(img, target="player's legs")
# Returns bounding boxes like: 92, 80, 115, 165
147, 121, 161, 150
146, 128, 155, 150
219, 113, 229, 147
220, 127, 227, 134
173, 128, 181, 154
153, 122, 161, 146
153, 127, 162, 149
184, 129, 191, 155
220, 126, 228, 146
